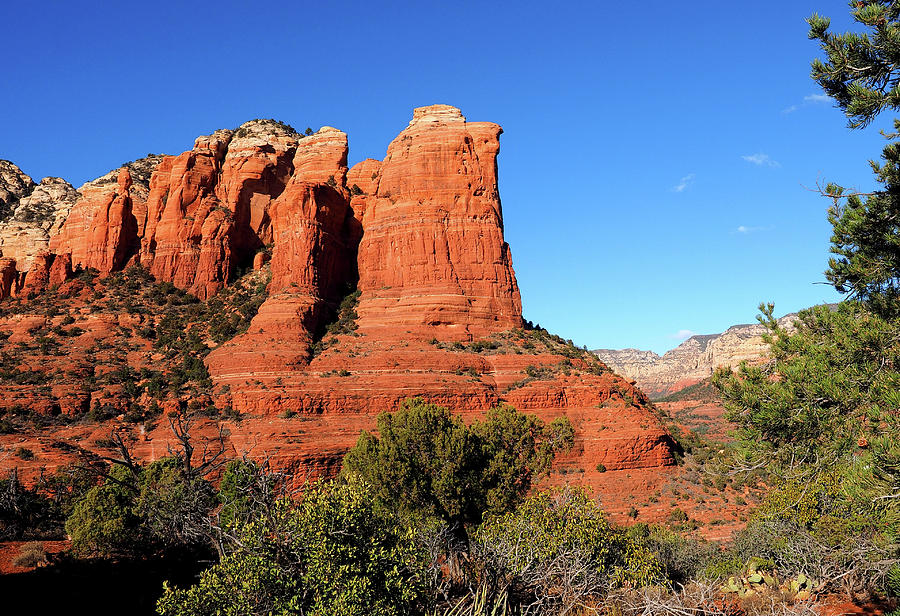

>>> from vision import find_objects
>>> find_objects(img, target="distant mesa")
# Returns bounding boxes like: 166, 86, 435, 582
593, 313, 803, 398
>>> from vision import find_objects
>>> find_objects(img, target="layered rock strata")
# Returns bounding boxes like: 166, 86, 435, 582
352, 105, 522, 341
0, 106, 676, 491
594, 314, 799, 397
208, 126, 359, 371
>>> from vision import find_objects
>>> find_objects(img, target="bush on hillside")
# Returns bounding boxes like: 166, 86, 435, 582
472, 487, 662, 613
341, 398, 574, 531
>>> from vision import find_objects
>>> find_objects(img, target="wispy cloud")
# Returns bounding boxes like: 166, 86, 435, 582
728, 225, 775, 235
782, 93, 831, 114
804, 93, 830, 103
669, 329, 696, 341
735, 225, 764, 234
671, 173, 695, 193
742, 153, 780, 168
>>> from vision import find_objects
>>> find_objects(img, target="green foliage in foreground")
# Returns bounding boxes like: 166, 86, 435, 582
474, 487, 662, 608
712, 257, 900, 591
216, 458, 282, 532
807, 3, 900, 312
157, 481, 430, 616
341, 398, 574, 530
714, 302, 900, 500
65, 458, 216, 557
729, 473, 898, 595
808, 2, 900, 129
157, 481, 665, 616
66, 464, 142, 555
713, 302, 900, 593
703, 1, 900, 596
821, 125, 900, 316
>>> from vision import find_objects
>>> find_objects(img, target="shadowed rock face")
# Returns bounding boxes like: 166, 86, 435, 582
48, 156, 162, 281
206, 126, 358, 374
0, 106, 676, 491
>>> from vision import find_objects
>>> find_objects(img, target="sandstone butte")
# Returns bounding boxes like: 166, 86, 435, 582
0, 106, 676, 512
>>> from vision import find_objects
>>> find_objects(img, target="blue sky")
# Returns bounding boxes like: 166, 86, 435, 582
1, 1, 887, 353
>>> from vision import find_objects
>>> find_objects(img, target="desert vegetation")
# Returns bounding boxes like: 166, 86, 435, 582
0, 263, 268, 428
8, 3, 900, 615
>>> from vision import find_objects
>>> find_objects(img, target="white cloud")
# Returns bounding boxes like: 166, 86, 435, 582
732, 224, 770, 234
782, 93, 831, 114
804, 93, 830, 103
669, 329, 696, 341
742, 153, 780, 168
671, 173, 695, 193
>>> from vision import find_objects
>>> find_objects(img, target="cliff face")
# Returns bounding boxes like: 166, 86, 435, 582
0, 160, 79, 274
0, 106, 676, 498
0, 160, 36, 219
594, 315, 798, 397
206, 125, 359, 373
48, 156, 161, 279
353, 105, 522, 341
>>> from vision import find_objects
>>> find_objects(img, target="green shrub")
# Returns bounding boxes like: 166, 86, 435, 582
341, 399, 574, 530
312, 289, 361, 355
626, 523, 719, 585
728, 473, 895, 594
667, 508, 689, 523
66, 465, 141, 556
157, 481, 430, 616
473, 487, 661, 612
66, 457, 216, 557
134, 457, 216, 549
217, 459, 283, 532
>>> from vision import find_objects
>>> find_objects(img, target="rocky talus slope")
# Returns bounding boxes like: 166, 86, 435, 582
594, 314, 798, 397
0, 106, 675, 505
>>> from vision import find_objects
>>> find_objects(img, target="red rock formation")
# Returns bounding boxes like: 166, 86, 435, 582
21, 252, 53, 296
355, 104, 522, 341
0, 106, 677, 506
290, 127, 349, 185
206, 106, 673, 481
252, 251, 268, 270
139, 130, 233, 299
267, 127, 353, 294
48, 252, 72, 287
86, 168, 138, 272
132, 121, 306, 299
347, 158, 380, 196
207, 128, 358, 373
346, 158, 381, 228
214, 121, 298, 261
0, 258, 16, 299
50, 158, 160, 275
